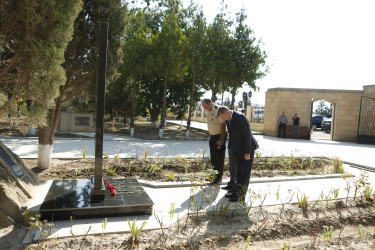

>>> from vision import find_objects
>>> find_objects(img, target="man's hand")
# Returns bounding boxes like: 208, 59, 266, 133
244, 153, 251, 160
216, 139, 223, 145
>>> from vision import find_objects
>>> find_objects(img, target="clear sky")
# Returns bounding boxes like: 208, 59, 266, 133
186, 0, 375, 105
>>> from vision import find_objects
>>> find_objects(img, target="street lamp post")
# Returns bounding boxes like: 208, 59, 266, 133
242, 90, 252, 115
242, 92, 247, 113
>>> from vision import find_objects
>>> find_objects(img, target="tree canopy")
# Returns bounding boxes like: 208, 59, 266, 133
0, 0, 82, 125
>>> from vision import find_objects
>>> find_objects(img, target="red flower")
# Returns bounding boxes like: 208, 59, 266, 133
104, 179, 107, 183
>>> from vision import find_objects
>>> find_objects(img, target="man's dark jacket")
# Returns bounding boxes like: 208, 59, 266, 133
226, 111, 259, 157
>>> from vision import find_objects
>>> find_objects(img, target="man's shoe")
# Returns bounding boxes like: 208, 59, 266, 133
209, 177, 222, 185
222, 184, 232, 190
225, 192, 236, 199
229, 195, 244, 202
228, 195, 238, 202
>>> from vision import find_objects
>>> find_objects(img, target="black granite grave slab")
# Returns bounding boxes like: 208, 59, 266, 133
39, 178, 153, 221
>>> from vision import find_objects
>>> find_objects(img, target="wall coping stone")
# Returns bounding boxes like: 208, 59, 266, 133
267, 87, 363, 94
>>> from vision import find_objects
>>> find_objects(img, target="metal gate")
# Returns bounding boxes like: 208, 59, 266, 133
357, 96, 375, 144
309, 98, 313, 139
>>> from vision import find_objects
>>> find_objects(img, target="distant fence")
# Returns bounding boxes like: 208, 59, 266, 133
184, 105, 264, 132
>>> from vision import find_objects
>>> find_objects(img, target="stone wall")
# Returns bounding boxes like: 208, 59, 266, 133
263, 86, 375, 142
58, 112, 94, 132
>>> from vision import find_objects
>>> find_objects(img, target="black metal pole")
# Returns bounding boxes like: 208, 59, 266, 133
356, 96, 363, 143
93, 22, 108, 197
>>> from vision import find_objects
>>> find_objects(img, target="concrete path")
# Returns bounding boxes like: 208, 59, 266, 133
2, 134, 374, 169
166, 119, 208, 131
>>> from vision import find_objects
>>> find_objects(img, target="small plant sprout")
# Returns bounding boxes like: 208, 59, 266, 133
128, 161, 132, 172
169, 203, 175, 220
202, 162, 206, 172
103, 152, 109, 160
196, 150, 201, 165
149, 162, 160, 174
280, 242, 290, 250
102, 218, 107, 234
81, 144, 87, 160
207, 169, 218, 183
168, 171, 176, 181
276, 185, 280, 202
364, 185, 374, 201
127, 217, 147, 247
332, 157, 344, 173
107, 165, 117, 175
334, 188, 340, 200
309, 158, 314, 169
202, 148, 207, 159
144, 149, 150, 160
218, 201, 230, 218
358, 225, 365, 240
184, 163, 190, 173
288, 167, 294, 176
245, 235, 251, 250
114, 153, 120, 165
323, 225, 333, 241
297, 193, 310, 211
255, 151, 262, 161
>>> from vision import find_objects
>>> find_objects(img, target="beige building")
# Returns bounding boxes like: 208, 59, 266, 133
264, 85, 375, 142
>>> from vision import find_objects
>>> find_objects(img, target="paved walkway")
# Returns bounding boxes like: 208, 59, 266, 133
166, 119, 208, 131
1, 132, 374, 169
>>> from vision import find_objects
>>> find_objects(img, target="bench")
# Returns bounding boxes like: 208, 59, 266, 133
284, 125, 309, 139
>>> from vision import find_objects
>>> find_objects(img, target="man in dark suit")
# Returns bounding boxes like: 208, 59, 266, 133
217, 106, 259, 202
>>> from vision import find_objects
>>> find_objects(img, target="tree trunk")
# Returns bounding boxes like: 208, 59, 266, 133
230, 87, 236, 110
26, 100, 36, 136
15, 104, 21, 127
37, 96, 63, 169
211, 83, 217, 102
186, 75, 195, 140
130, 79, 135, 137
8, 110, 13, 128
159, 77, 168, 139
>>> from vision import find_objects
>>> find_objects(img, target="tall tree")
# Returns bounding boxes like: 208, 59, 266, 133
37, 0, 128, 169
0, 0, 82, 125
152, 12, 186, 138
120, 10, 152, 136
205, 12, 232, 102
228, 8, 268, 109
185, 11, 208, 138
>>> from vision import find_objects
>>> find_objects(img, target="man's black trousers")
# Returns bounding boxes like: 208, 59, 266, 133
209, 134, 226, 179
234, 150, 255, 197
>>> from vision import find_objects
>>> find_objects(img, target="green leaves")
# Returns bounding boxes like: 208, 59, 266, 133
0, 0, 82, 124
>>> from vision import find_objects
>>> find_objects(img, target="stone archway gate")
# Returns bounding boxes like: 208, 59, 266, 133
263, 85, 375, 142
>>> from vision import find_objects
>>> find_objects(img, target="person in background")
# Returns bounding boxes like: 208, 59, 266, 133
292, 113, 300, 139
217, 106, 259, 202
201, 99, 226, 184
278, 111, 288, 138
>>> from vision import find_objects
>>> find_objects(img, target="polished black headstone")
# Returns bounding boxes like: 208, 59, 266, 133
39, 178, 153, 221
